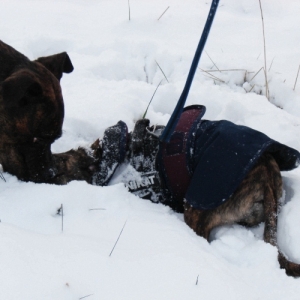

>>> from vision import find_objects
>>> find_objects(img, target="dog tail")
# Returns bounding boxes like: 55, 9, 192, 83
263, 154, 300, 277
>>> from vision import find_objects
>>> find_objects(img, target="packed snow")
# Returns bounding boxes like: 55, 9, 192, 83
1, 0, 300, 299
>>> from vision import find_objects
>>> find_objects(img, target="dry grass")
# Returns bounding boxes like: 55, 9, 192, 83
258, 0, 269, 100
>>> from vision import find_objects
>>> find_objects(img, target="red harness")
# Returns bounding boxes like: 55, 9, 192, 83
157, 105, 206, 210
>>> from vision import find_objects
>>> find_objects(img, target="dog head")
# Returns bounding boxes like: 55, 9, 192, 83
0, 40, 73, 183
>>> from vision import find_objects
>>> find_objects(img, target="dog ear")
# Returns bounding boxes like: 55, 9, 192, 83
35, 52, 74, 81
2, 73, 43, 109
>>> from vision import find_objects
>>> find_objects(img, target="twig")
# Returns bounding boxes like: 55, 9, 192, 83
196, 274, 199, 285
0, 171, 6, 182
200, 69, 225, 83
79, 294, 94, 300
249, 66, 263, 82
263, 67, 270, 98
158, 6, 170, 21
293, 64, 300, 91
155, 60, 169, 82
89, 208, 106, 211
143, 79, 163, 119
244, 70, 248, 82
128, 0, 131, 21
0, 165, 5, 182
61, 204, 64, 232
268, 56, 275, 71
202, 74, 224, 83
57, 204, 64, 232
258, 0, 269, 99
249, 84, 256, 93
205, 51, 220, 72
201, 69, 247, 73
109, 220, 128, 257
257, 53, 261, 60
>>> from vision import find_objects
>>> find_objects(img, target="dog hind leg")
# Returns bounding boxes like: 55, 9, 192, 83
184, 156, 268, 240
185, 153, 300, 276
263, 156, 300, 277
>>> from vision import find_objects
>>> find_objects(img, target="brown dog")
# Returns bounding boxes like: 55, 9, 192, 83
184, 153, 300, 277
0, 40, 100, 185
0, 41, 299, 277
0, 40, 73, 182
0, 41, 100, 183
54, 119, 300, 276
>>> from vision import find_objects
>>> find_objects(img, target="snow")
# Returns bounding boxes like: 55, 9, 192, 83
1, 0, 300, 299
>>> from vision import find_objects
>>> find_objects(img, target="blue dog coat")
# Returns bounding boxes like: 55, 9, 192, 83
184, 118, 299, 210
94, 106, 300, 212
158, 106, 300, 211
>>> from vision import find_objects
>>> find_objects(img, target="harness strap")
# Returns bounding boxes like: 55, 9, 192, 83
157, 105, 206, 210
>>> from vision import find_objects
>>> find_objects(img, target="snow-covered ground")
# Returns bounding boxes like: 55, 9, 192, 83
1, 0, 300, 299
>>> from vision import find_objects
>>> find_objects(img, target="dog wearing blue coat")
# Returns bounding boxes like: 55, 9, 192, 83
22, 103, 300, 277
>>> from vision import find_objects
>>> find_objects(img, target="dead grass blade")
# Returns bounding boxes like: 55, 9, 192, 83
293, 64, 300, 91
200, 68, 225, 83
143, 79, 163, 119
158, 6, 170, 21
258, 0, 269, 99
205, 51, 220, 71
155, 60, 169, 82
249, 66, 263, 82
109, 220, 128, 257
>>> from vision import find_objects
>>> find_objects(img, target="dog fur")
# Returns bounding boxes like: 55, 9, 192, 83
0, 41, 299, 277
0, 40, 74, 182
184, 153, 300, 277
52, 142, 100, 184
57, 127, 300, 276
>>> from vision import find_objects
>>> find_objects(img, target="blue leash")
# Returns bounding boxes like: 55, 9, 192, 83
160, 0, 220, 143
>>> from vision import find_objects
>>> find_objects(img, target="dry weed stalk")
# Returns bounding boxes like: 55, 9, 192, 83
155, 60, 169, 82
109, 220, 128, 257
200, 68, 225, 83
128, 0, 131, 21
249, 66, 263, 82
158, 6, 170, 21
79, 294, 94, 300
143, 79, 163, 119
205, 51, 221, 71
258, 0, 269, 99
293, 64, 300, 91
202, 69, 247, 73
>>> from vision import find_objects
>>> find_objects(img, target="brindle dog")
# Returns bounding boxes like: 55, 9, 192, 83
0, 40, 98, 183
52, 142, 100, 184
59, 133, 300, 277
184, 153, 300, 277
0, 41, 299, 277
